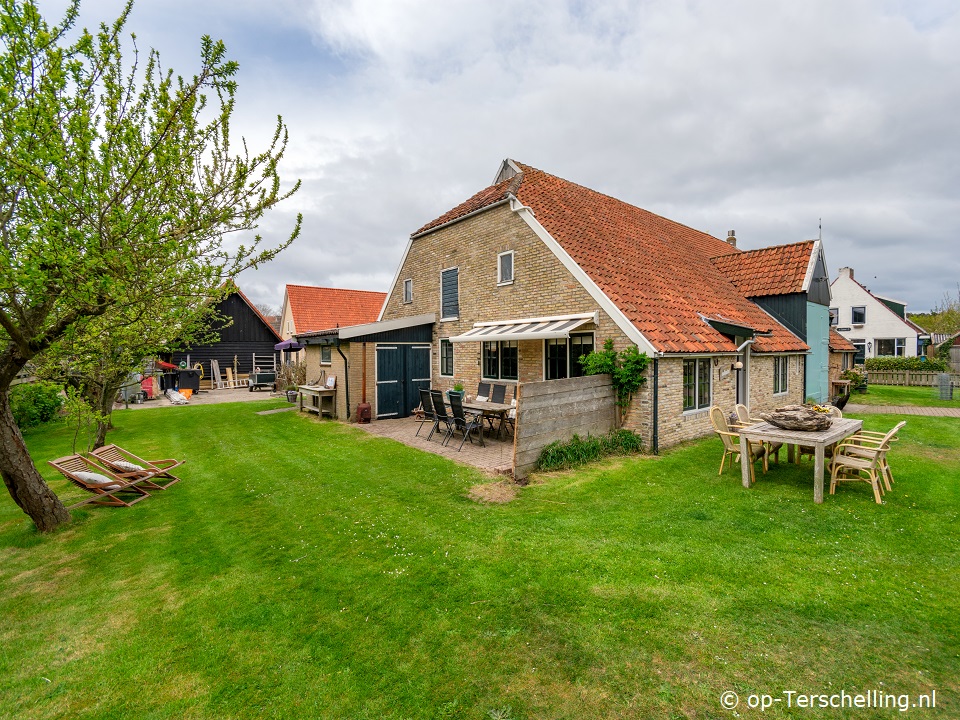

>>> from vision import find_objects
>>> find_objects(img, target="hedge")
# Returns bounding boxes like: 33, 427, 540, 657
864, 356, 948, 372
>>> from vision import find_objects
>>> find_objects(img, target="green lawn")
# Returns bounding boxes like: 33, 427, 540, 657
852, 383, 960, 408
1, 401, 958, 719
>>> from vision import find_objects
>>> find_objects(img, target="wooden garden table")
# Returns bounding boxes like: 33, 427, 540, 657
738, 418, 863, 503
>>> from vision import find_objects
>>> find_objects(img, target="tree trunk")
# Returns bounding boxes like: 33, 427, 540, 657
92, 381, 119, 450
0, 391, 71, 532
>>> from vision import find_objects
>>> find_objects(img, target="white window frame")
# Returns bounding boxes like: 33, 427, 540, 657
773, 356, 788, 395
320, 345, 332, 365
829, 308, 838, 326
440, 266, 459, 322
439, 338, 454, 377
403, 278, 413, 304
497, 250, 515, 286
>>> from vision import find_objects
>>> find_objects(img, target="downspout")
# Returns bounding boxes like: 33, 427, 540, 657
652, 357, 659, 455
335, 339, 349, 417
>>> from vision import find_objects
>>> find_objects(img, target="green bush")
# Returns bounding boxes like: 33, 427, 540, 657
864, 356, 948, 372
10, 382, 64, 429
536, 429, 644, 472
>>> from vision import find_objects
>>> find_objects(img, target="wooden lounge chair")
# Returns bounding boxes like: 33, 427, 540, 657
90, 444, 183, 489
709, 406, 765, 484
49, 454, 151, 509
829, 421, 906, 503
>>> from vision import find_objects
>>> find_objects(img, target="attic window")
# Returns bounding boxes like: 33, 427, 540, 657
852, 306, 866, 324
497, 251, 514, 285
829, 308, 838, 326
403, 278, 413, 304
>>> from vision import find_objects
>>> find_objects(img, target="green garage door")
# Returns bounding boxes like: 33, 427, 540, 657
376, 344, 432, 418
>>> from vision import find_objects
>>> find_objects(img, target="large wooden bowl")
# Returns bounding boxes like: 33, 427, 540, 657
761, 404, 833, 431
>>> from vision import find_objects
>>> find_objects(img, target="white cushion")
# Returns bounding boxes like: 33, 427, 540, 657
112, 460, 144, 472
475, 395, 488, 402
75, 471, 115, 486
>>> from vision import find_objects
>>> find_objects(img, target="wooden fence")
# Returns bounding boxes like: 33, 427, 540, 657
513, 374, 617, 481
867, 370, 960, 387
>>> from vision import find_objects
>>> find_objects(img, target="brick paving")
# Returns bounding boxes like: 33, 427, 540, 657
353, 416, 515, 476
845, 403, 960, 418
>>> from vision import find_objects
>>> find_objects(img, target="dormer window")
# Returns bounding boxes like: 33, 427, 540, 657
497, 251, 514, 285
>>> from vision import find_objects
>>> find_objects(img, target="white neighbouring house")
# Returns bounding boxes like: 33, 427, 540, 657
829, 267, 929, 362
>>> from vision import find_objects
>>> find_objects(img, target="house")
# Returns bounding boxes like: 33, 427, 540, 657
309, 159, 826, 451
170, 285, 282, 386
828, 329, 858, 391
712, 239, 833, 402
830, 267, 930, 362
280, 284, 387, 340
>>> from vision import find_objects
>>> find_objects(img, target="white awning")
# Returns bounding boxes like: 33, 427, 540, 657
449, 312, 597, 343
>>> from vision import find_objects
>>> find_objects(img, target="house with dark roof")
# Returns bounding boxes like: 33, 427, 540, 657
321, 159, 829, 450
830, 267, 930, 362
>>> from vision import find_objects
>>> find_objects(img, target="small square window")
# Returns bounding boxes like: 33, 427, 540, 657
852, 306, 866, 324
498, 251, 514, 285
403, 278, 413, 304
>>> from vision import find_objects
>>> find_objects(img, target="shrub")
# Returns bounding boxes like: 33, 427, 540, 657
579, 339, 649, 408
10, 382, 64, 429
864, 356, 948, 372
536, 428, 644, 472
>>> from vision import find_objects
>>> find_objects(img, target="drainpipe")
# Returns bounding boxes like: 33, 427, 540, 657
335, 339, 349, 417
652, 357, 659, 455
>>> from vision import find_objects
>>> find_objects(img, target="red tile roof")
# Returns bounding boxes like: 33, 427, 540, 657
829, 329, 857, 353
711, 241, 816, 297
413, 175, 522, 236
286, 285, 386, 334
509, 163, 807, 354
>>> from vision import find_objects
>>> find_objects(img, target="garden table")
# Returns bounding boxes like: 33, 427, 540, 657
462, 400, 512, 440
738, 418, 863, 503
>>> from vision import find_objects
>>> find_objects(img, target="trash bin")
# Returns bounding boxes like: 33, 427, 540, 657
177, 368, 201, 393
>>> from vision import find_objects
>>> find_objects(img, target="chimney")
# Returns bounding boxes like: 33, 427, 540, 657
726, 230, 737, 248
839, 267, 853, 279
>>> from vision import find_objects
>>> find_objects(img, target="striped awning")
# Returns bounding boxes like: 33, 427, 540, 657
449, 313, 596, 343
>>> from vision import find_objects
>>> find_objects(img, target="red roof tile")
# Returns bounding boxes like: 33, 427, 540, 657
829, 329, 857, 353
509, 163, 807, 354
711, 241, 816, 297
286, 285, 386, 334
413, 175, 522, 236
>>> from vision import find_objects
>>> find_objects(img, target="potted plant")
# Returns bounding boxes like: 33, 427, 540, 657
448, 383, 464, 400
285, 384, 298, 403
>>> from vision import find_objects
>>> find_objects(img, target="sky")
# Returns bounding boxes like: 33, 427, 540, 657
36, 0, 960, 313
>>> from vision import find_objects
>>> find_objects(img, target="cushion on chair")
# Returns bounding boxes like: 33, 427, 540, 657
475, 396, 488, 402
75, 471, 116, 486
112, 460, 145, 472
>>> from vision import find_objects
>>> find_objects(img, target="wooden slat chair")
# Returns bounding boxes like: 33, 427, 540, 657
829, 421, 906, 503
49, 455, 151, 509
90, 444, 183, 489
834, 422, 906, 493
734, 404, 782, 464
709, 406, 766, 484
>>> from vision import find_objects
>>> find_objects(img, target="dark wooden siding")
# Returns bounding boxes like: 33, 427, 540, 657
808, 252, 831, 306
753, 293, 807, 341
347, 325, 434, 343
170, 292, 279, 377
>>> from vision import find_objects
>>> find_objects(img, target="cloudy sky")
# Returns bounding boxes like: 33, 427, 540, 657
39, 0, 960, 313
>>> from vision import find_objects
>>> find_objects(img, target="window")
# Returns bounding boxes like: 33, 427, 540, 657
851, 339, 865, 365
497, 251, 514, 285
875, 338, 906, 357
851, 306, 866, 324
403, 278, 413, 304
842, 353, 851, 371
482, 341, 518, 380
829, 308, 838, 326
773, 356, 788, 394
682, 358, 711, 411
545, 333, 594, 380
440, 268, 459, 320
320, 345, 332, 364
439, 339, 454, 376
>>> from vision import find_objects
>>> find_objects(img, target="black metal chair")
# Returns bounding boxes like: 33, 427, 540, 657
491, 384, 506, 403
447, 392, 485, 450
477, 382, 491, 400
416, 388, 436, 437
428, 390, 455, 444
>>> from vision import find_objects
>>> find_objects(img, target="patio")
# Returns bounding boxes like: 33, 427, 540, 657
354, 416, 515, 476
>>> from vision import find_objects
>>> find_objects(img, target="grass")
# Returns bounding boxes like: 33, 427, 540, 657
1, 400, 958, 718
851, 383, 960, 408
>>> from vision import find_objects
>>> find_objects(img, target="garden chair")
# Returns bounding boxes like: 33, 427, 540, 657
490, 384, 506, 404
90, 444, 183, 489
428, 390, 455, 444
476, 382, 491, 401
735, 404, 782, 465
709, 406, 765, 484
416, 388, 436, 437
829, 421, 906, 503
48, 454, 151, 509
447, 392, 485, 451
837, 421, 905, 491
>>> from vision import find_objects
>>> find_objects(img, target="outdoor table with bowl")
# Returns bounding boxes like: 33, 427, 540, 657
738, 417, 863, 503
